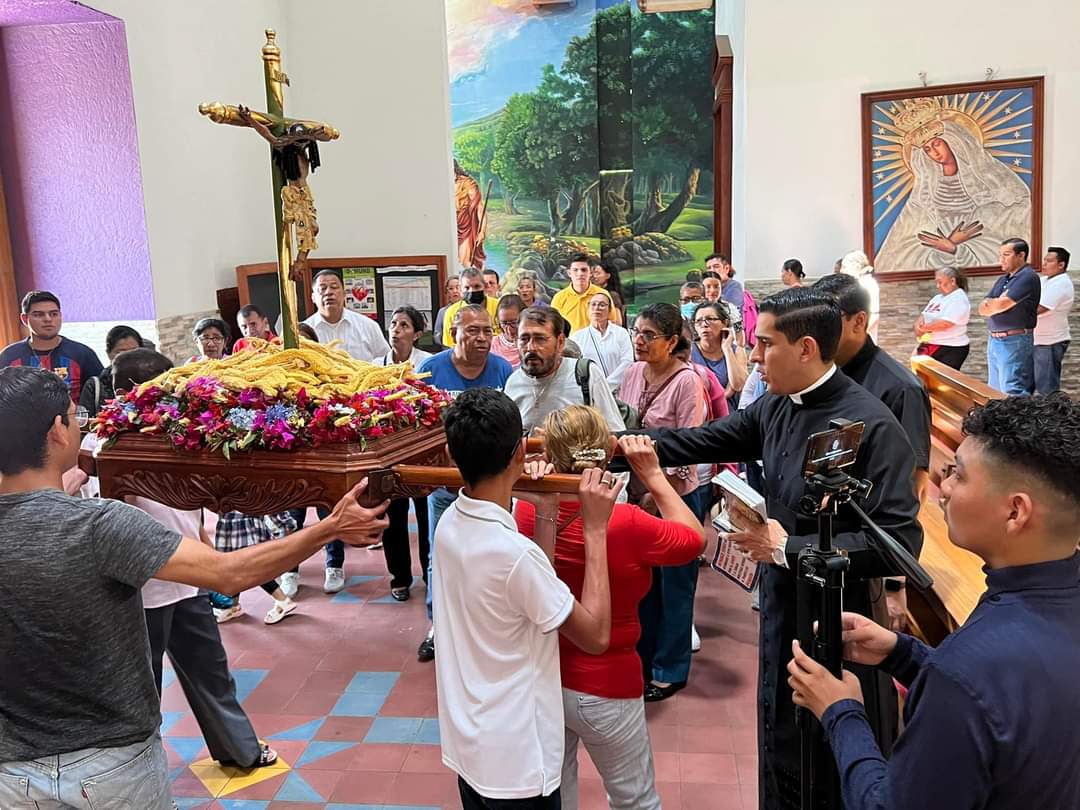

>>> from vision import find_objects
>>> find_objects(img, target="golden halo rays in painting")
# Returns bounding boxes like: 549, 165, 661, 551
863, 77, 1043, 273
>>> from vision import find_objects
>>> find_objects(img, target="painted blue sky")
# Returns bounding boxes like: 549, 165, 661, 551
450, 2, 600, 128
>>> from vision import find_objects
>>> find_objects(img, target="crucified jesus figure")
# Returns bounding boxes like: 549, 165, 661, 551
238, 104, 323, 281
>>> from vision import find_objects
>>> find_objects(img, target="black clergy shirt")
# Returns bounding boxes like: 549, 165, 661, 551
642, 367, 922, 808
822, 552, 1080, 810
842, 338, 931, 471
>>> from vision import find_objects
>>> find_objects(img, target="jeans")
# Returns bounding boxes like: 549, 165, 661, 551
1034, 341, 1069, 394
987, 332, 1034, 395
458, 776, 561, 809
561, 688, 660, 810
637, 490, 702, 685
0, 733, 172, 809
425, 487, 459, 622
315, 507, 345, 569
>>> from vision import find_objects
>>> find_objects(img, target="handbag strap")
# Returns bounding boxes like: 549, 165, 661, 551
640, 365, 691, 423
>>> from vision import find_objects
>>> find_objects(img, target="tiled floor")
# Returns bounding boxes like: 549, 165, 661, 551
163, 511, 760, 809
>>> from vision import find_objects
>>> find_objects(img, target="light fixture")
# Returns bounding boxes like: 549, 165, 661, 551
637, 0, 713, 12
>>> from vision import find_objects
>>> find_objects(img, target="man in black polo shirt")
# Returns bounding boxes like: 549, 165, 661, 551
978, 237, 1040, 394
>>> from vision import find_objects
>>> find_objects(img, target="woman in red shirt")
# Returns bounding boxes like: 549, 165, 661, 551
515, 405, 704, 810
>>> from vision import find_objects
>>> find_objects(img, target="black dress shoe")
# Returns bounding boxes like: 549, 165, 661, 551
391, 587, 410, 602
417, 634, 435, 662
643, 681, 687, 702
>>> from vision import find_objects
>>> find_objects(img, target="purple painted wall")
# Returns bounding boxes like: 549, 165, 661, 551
0, 0, 154, 321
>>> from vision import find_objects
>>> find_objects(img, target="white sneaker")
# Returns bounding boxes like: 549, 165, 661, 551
214, 604, 244, 624
691, 624, 701, 653
264, 598, 298, 624
279, 571, 299, 599
324, 567, 346, 593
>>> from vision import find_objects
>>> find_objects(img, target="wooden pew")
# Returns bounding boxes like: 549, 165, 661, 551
906, 356, 1005, 645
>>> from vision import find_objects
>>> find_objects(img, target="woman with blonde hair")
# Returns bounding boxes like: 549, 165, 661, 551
516, 405, 704, 810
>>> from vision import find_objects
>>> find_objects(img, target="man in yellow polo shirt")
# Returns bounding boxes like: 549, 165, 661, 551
442, 267, 501, 347
551, 254, 612, 332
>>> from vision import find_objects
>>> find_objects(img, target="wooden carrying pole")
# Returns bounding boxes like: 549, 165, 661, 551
394, 464, 583, 495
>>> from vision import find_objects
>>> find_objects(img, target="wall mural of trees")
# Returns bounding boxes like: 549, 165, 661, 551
448, 0, 715, 305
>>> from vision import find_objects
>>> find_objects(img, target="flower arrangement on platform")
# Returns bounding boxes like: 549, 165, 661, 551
95, 339, 450, 456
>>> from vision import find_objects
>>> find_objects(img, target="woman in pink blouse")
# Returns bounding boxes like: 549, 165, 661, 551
620, 302, 707, 701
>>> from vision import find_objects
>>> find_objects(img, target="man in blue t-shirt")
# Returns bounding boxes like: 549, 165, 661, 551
0, 291, 104, 403
414, 303, 513, 662
978, 237, 1040, 395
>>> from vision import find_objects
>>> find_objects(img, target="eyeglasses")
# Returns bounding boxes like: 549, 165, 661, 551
693, 316, 724, 327
197, 334, 225, 344
499, 320, 519, 331
679, 296, 704, 305
943, 463, 957, 481
629, 328, 665, 343
68, 406, 90, 429
518, 333, 552, 347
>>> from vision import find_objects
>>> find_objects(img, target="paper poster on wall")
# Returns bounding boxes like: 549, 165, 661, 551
382, 276, 434, 331
380, 264, 438, 276
342, 267, 377, 316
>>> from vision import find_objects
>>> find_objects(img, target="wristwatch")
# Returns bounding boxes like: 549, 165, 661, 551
772, 544, 788, 568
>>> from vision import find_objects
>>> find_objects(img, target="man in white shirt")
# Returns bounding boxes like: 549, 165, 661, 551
433, 387, 618, 808
570, 292, 634, 394
303, 269, 390, 361
505, 307, 625, 434
1034, 245, 1074, 394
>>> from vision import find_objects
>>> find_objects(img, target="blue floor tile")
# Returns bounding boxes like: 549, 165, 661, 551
233, 668, 269, 705
295, 740, 356, 767
363, 716, 423, 744
160, 710, 186, 735
416, 718, 441, 745
345, 575, 381, 587
345, 671, 400, 694
275, 771, 324, 802
218, 801, 270, 809
168, 736, 207, 763
331, 590, 365, 603
267, 717, 326, 741
331, 691, 389, 717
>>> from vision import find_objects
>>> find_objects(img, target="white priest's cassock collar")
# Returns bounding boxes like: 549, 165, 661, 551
788, 364, 837, 405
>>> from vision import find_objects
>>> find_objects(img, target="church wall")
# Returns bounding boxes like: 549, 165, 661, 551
0, 16, 154, 322
87, 0, 288, 326
726, 0, 1080, 282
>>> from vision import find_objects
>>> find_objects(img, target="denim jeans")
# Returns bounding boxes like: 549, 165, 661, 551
987, 332, 1034, 395
314, 506, 345, 569
425, 487, 459, 622
561, 689, 660, 810
1034, 341, 1069, 394
0, 733, 172, 809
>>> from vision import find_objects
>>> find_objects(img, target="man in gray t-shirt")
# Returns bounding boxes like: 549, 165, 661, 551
0, 366, 390, 809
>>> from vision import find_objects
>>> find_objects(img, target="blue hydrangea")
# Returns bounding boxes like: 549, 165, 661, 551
264, 404, 297, 424
226, 408, 257, 431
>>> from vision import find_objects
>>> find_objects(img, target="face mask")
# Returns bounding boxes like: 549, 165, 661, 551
465, 290, 486, 305
680, 302, 697, 320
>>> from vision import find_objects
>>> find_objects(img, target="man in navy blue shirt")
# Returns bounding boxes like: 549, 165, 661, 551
787, 394, 1080, 809
414, 303, 514, 662
0, 291, 104, 403
978, 238, 1040, 394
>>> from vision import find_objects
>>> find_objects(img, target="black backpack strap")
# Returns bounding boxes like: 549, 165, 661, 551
574, 357, 592, 407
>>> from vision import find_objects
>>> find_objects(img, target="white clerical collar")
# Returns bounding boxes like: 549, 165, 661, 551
788, 365, 837, 405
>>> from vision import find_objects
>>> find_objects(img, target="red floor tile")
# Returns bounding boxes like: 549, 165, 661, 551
386, 771, 460, 805
329, 768, 397, 803
347, 742, 411, 772
679, 752, 739, 785
400, 743, 452, 774
313, 716, 374, 742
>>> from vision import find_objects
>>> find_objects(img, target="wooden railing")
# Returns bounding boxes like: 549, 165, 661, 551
906, 356, 1005, 644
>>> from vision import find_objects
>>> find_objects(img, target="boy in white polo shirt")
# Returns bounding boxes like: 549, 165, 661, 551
433, 388, 619, 808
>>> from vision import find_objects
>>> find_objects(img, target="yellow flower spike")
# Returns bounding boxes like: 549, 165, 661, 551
333, 414, 353, 427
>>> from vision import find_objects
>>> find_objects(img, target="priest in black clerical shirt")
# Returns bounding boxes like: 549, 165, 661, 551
638, 289, 923, 810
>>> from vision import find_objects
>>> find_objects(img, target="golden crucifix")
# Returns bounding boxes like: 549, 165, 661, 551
198, 29, 339, 348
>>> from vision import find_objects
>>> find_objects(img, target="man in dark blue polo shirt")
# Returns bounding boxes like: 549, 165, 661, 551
787, 394, 1080, 810
978, 237, 1040, 394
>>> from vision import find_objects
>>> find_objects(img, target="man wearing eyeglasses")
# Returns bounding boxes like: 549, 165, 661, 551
505, 307, 625, 435
0, 290, 104, 403
414, 304, 514, 662
0, 366, 390, 809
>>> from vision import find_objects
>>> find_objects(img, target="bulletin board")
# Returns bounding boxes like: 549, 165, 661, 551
236, 255, 447, 342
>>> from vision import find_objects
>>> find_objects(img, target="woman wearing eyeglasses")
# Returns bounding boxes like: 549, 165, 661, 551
690, 302, 748, 412
490, 294, 524, 369
618, 302, 708, 701
190, 317, 230, 362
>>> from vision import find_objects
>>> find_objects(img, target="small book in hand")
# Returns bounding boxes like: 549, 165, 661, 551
710, 469, 767, 592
